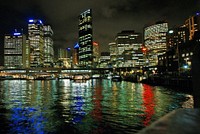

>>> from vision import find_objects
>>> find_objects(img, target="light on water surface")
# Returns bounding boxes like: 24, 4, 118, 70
0, 79, 193, 133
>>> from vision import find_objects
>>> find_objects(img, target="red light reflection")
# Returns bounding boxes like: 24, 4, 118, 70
142, 84, 155, 126
91, 86, 103, 133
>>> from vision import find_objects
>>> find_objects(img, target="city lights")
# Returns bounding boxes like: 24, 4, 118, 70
74, 43, 79, 49
169, 30, 174, 33
0, 2, 199, 134
29, 19, 34, 22
13, 32, 21, 36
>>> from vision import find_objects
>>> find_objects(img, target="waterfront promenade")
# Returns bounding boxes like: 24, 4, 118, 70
138, 108, 200, 134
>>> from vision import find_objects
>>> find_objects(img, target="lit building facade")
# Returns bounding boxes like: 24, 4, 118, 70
144, 21, 168, 66
167, 25, 189, 50
78, 9, 93, 68
185, 13, 200, 40
58, 48, 67, 59
115, 30, 143, 67
99, 52, 110, 68
73, 43, 79, 67
25, 40, 30, 68
57, 48, 71, 68
93, 42, 99, 68
4, 32, 27, 68
43, 25, 54, 67
109, 42, 118, 65
28, 19, 44, 68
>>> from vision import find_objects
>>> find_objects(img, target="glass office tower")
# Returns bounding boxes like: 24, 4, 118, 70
4, 32, 27, 68
78, 9, 93, 68
28, 19, 44, 68
144, 21, 168, 66
44, 25, 54, 67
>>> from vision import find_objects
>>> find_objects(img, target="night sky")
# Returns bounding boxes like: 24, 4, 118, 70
0, 0, 199, 64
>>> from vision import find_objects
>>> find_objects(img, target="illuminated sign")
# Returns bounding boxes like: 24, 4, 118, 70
29, 19, 34, 23
39, 20, 43, 24
14, 33, 21, 36
74, 43, 80, 49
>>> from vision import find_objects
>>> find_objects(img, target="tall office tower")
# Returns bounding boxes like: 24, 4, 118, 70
44, 25, 54, 67
78, 9, 93, 68
144, 21, 168, 66
25, 40, 30, 68
109, 42, 118, 64
167, 25, 189, 50
93, 42, 99, 68
185, 13, 200, 40
28, 19, 44, 68
115, 30, 142, 67
4, 32, 27, 68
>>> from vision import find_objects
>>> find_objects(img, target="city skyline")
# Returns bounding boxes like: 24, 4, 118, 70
0, 0, 199, 56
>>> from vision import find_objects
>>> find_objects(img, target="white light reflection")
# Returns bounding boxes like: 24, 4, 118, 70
5, 80, 28, 107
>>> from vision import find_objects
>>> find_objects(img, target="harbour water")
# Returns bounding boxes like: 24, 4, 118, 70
0, 79, 193, 134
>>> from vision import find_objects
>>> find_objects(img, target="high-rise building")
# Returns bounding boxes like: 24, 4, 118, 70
78, 9, 93, 68
167, 25, 189, 50
185, 13, 200, 40
144, 21, 168, 66
4, 32, 27, 68
43, 25, 54, 67
57, 48, 71, 68
109, 42, 118, 65
73, 43, 79, 66
115, 30, 143, 67
28, 19, 44, 68
99, 52, 110, 68
93, 42, 99, 68
25, 40, 30, 68
58, 48, 67, 59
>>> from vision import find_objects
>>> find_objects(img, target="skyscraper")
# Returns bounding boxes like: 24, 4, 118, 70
93, 42, 99, 68
44, 25, 54, 67
144, 21, 168, 66
57, 48, 70, 68
78, 9, 93, 68
167, 25, 189, 50
73, 43, 79, 66
28, 19, 44, 68
109, 42, 118, 63
115, 30, 143, 67
4, 32, 27, 68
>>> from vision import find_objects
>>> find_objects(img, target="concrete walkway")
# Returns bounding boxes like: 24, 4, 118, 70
138, 109, 200, 134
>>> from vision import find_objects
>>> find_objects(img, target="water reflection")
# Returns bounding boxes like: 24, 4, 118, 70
10, 106, 46, 134
142, 84, 155, 126
0, 79, 193, 134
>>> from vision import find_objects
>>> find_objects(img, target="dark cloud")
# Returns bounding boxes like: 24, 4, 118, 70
0, 0, 199, 55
